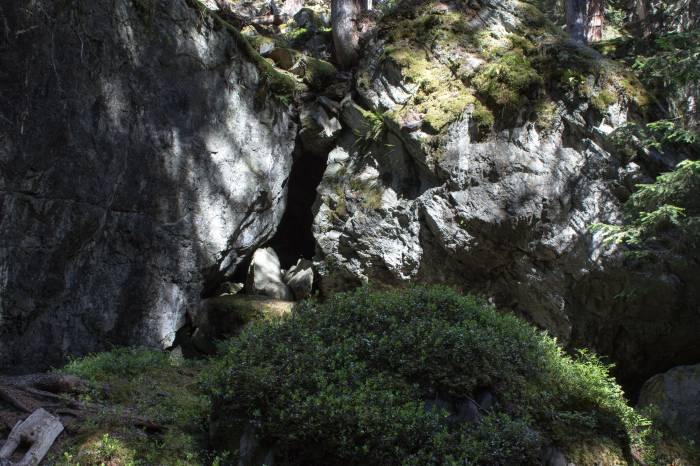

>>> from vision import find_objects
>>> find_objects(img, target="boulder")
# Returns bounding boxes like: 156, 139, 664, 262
299, 102, 343, 156
265, 48, 299, 70
0, 0, 296, 371
283, 259, 314, 300
638, 364, 700, 440
215, 282, 245, 296
292, 57, 337, 91
311, 0, 700, 392
246, 248, 293, 300
541, 447, 570, 466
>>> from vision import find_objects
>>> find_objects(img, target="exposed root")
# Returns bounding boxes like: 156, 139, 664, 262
0, 373, 161, 436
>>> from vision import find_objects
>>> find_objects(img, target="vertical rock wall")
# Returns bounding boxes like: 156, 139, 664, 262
0, 0, 296, 370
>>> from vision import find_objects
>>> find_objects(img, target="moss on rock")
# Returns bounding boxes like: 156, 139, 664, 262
473, 42, 543, 113
383, 46, 487, 134
192, 0, 302, 102
364, 0, 652, 141
300, 56, 337, 90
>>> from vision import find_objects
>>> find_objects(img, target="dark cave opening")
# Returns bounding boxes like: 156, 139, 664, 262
202, 139, 328, 295
265, 142, 328, 270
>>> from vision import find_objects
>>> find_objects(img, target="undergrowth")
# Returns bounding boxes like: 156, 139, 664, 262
49, 347, 215, 466
205, 286, 653, 465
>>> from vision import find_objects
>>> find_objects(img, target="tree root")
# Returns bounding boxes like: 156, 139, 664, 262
0, 373, 162, 435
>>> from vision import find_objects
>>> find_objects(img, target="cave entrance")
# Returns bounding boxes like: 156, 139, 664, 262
265, 143, 328, 270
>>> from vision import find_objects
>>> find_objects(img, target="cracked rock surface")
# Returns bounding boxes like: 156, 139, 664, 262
311, 0, 700, 393
0, 0, 296, 370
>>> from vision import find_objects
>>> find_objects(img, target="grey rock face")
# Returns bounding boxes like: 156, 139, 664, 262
314, 64, 700, 390
541, 447, 571, 466
0, 0, 296, 370
638, 364, 700, 441
246, 248, 293, 300
299, 102, 343, 157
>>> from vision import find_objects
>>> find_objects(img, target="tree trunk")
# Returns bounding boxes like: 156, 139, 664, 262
566, 0, 587, 43
586, 0, 604, 42
331, 0, 362, 68
689, 0, 699, 30
634, 0, 652, 38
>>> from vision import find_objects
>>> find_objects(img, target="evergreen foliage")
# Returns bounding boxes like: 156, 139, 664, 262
592, 159, 700, 248
206, 286, 649, 465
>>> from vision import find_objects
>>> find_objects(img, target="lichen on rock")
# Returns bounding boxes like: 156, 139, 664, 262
311, 0, 700, 396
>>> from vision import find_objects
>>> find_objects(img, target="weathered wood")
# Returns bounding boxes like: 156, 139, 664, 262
0, 374, 87, 417
586, 0, 604, 43
0, 408, 63, 466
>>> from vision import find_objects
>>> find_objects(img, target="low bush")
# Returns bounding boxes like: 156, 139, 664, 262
206, 286, 648, 465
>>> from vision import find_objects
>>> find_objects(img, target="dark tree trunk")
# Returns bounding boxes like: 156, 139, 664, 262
634, 0, 652, 38
331, 0, 362, 68
566, 0, 587, 42
587, 0, 604, 42
688, 0, 699, 30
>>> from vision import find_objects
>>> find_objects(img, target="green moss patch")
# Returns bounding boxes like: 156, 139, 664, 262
299, 56, 337, 90
191, 0, 301, 102
383, 46, 487, 134
473, 43, 543, 112
205, 295, 293, 325
368, 0, 652, 139
51, 347, 215, 465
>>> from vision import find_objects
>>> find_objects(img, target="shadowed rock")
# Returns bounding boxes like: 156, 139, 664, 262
0, 0, 296, 371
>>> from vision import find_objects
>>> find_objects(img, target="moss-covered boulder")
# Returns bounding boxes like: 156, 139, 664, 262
356, 0, 650, 144
188, 295, 293, 354
312, 0, 699, 402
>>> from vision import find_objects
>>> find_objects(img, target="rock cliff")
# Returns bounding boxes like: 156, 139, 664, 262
0, 0, 697, 401
311, 0, 700, 393
0, 0, 296, 370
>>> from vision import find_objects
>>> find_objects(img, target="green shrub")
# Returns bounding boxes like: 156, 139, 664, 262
63, 346, 170, 384
206, 286, 648, 465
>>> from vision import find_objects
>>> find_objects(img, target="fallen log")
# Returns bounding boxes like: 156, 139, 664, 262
0, 408, 63, 466
0, 374, 85, 414
0, 372, 164, 463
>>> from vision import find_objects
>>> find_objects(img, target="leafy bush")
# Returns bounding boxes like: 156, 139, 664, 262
206, 286, 648, 465
592, 159, 700, 248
